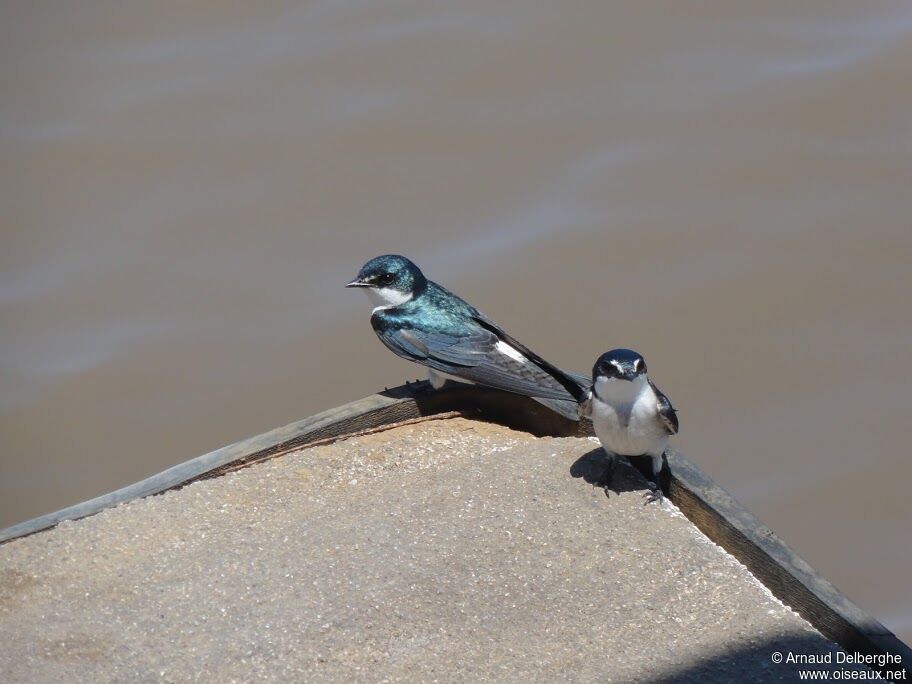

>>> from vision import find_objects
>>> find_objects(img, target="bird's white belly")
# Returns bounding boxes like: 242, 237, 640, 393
590, 394, 667, 457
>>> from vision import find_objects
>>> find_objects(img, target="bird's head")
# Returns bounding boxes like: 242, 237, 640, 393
593, 348, 647, 384
346, 254, 427, 310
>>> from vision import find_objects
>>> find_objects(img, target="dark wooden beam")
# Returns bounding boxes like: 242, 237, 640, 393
665, 451, 911, 680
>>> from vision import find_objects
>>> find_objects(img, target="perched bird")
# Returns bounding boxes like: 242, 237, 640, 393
582, 348, 678, 499
346, 254, 588, 419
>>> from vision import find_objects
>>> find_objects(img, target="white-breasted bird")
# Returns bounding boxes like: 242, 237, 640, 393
581, 348, 678, 499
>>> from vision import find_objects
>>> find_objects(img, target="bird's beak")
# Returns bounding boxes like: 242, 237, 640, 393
345, 278, 370, 288
620, 365, 641, 381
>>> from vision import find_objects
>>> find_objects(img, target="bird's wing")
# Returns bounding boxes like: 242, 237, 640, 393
649, 379, 679, 435
470, 313, 590, 402
374, 319, 586, 402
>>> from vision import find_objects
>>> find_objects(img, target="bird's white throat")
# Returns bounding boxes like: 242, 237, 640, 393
364, 287, 413, 312
594, 375, 648, 405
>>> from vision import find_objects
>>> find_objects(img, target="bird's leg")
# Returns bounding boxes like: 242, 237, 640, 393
401, 374, 435, 397
424, 369, 476, 393
600, 451, 619, 496
642, 453, 666, 504
426, 368, 447, 391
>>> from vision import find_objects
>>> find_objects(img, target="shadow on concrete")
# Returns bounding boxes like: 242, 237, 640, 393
650, 632, 883, 682
379, 379, 587, 438
570, 448, 650, 497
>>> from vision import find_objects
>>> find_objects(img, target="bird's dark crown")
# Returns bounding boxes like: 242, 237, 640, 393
593, 348, 647, 382
347, 254, 428, 294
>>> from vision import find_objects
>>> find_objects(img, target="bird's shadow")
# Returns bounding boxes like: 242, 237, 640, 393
569, 448, 654, 497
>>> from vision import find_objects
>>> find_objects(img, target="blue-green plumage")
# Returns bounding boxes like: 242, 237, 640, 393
347, 255, 588, 418
374, 281, 480, 336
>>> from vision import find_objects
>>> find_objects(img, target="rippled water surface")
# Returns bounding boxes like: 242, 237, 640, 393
2, 2, 911, 642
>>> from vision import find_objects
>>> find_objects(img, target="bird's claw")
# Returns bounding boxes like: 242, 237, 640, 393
642, 483, 663, 505
413, 380, 435, 395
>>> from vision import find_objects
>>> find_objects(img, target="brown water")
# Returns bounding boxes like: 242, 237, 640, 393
2, 2, 911, 642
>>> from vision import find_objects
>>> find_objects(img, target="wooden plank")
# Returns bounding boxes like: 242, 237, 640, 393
0, 387, 418, 543
1, 381, 907, 679
664, 450, 912, 680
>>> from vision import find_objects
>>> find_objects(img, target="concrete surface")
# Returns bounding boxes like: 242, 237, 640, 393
0, 418, 868, 682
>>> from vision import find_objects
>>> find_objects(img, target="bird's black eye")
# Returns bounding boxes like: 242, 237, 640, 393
378, 272, 395, 286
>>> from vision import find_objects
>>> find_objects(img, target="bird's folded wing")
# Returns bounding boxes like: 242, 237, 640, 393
650, 379, 679, 435
375, 325, 583, 402
471, 313, 590, 402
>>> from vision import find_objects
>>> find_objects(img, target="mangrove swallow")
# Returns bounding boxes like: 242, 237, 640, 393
581, 348, 678, 499
347, 254, 588, 419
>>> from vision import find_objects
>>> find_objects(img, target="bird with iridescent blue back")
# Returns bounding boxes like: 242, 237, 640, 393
581, 348, 678, 500
346, 255, 588, 419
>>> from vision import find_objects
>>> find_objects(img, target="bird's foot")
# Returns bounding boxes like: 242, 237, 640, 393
413, 379, 436, 395
405, 378, 433, 392
642, 481, 664, 505
600, 453, 619, 497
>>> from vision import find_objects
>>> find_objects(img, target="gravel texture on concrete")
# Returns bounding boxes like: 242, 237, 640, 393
0, 418, 867, 682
